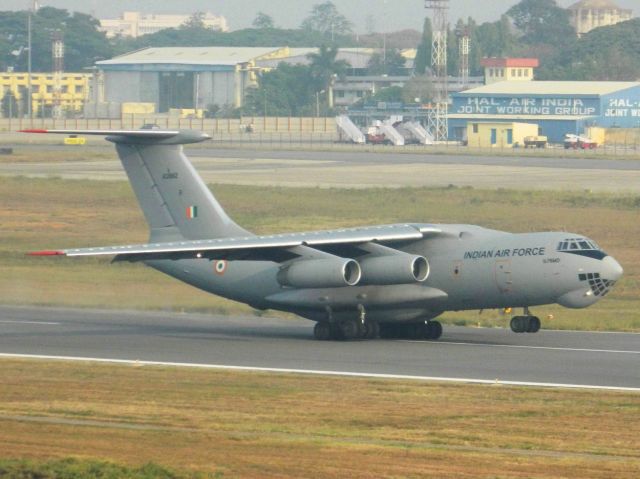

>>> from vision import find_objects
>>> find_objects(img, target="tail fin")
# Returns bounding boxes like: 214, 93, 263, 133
21, 128, 249, 241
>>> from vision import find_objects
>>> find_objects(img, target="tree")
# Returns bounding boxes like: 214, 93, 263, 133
507, 0, 575, 45
414, 18, 432, 74
366, 49, 406, 76
307, 45, 350, 108
1, 90, 19, 118
243, 63, 316, 116
402, 75, 434, 104
252, 12, 275, 29
181, 12, 206, 30
0, 8, 112, 72
301, 2, 353, 41
307, 45, 350, 109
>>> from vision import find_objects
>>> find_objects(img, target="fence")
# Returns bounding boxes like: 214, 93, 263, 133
0, 116, 337, 134
2, 117, 639, 158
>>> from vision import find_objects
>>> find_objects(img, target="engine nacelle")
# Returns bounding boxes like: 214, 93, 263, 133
359, 254, 429, 285
277, 258, 361, 288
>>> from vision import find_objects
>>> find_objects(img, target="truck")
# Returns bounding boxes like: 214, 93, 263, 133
523, 135, 548, 148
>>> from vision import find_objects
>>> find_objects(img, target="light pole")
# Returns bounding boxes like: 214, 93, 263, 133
27, 0, 38, 122
316, 89, 325, 117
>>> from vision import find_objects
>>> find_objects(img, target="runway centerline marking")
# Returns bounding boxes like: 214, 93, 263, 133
0, 353, 638, 392
0, 320, 61, 325
400, 340, 640, 355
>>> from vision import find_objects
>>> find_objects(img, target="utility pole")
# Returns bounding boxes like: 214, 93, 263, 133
27, 1, 36, 121
425, 0, 449, 142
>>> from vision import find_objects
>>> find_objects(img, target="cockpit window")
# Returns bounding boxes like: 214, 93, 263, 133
557, 238, 601, 252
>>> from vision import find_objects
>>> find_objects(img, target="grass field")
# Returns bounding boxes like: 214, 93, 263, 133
0, 358, 638, 478
1, 176, 638, 331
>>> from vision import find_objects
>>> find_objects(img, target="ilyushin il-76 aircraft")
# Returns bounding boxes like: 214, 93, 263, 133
24, 128, 624, 341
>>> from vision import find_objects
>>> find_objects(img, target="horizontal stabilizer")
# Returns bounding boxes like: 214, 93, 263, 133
20, 128, 210, 145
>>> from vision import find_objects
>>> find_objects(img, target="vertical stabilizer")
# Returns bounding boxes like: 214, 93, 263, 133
20, 128, 250, 241
115, 142, 249, 242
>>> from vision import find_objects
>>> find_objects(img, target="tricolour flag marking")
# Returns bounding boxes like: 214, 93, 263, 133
186, 205, 198, 219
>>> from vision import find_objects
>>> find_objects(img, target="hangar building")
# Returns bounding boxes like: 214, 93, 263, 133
449, 81, 640, 143
94, 47, 295, 112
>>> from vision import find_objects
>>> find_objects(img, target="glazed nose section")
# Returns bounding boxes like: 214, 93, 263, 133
602, 256, 623, 281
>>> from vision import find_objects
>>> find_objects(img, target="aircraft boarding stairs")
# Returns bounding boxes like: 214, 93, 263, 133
336, 115, 366, 144
403, 121, 434, 145
380, 121, 405, 146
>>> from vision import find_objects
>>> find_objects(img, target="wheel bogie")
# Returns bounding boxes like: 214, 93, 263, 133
510, 315, 541, 334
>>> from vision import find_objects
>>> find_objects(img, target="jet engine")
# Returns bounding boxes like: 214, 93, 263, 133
358, 253, 429, 285
277, 258, 361, 288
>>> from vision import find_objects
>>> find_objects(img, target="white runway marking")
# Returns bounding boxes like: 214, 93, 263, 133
401, 340, 640, 355
0, 352, 638, 392
0, 320, 60, 325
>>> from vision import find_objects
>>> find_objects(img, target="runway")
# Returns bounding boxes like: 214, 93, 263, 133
2, 145, 640, 192
1, 305, 638, 391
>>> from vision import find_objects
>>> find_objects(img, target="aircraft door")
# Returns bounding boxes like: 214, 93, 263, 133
494, 260, 513, 293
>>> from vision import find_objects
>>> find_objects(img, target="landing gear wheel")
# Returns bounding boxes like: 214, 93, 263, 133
363, 321, 379, 339
510, 316, 527, 333
339, 319, 359, 340
526, 316, 541, 333
426, 321, 443, 340
313, 321, 332, 340
408, 322, 425, 339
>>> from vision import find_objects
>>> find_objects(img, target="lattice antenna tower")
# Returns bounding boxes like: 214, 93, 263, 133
51, 30, 64, 119
456, 23, 470, 89
425, 0, 449, 141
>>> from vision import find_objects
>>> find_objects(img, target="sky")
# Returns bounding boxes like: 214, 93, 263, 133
2, 0, 638, 33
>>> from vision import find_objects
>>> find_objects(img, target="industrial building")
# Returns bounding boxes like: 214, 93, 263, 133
93, 47, 299, 113
99, 11, 229, 38
0, 72, 91, 117
449, 81, 640, 143
568, 0, 633, 36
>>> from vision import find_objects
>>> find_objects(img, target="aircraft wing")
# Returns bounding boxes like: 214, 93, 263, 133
29, 224, 443, 263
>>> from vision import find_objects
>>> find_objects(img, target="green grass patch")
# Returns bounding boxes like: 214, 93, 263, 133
1, 176, 638, 331
0, 458, 212, 479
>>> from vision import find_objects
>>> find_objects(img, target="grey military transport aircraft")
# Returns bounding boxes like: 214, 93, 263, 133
24, 128, 624, 341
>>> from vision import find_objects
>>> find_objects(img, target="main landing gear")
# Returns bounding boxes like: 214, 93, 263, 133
312, 305, 442, 341
313, 318, 379, 341
313, 319, 442, 341
510, 307, 541, 333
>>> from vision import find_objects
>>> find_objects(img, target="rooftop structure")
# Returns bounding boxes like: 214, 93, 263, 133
568, 0, 633, 36
480, 58, 539, 85
99, 11, 228, 38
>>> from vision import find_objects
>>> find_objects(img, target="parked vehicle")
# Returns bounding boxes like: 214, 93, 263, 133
564, 133, 597, 149
523, 135, 548, 148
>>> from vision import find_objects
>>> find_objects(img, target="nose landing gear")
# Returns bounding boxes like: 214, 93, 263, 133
510, 307, 541, 333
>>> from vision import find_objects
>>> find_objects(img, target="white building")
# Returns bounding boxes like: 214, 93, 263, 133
568, 0, 633, 36
99, 11, 229, 38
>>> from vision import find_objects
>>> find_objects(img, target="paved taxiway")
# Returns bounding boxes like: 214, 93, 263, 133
1, 305, 638, 391
1, 146, 639, 192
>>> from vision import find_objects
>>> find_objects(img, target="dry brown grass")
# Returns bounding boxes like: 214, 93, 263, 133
0, 358, 638, 478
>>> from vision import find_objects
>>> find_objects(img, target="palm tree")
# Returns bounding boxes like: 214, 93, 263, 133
306, 45, 350, 109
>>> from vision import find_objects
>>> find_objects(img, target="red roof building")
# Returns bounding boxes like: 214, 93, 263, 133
480, 58, 540, 85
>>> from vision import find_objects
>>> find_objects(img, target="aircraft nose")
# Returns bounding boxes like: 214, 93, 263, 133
602, 256, 623, 281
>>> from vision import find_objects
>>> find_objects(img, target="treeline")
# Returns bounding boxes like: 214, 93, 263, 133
415, 0, 640, 81
0, 0, 638, 80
